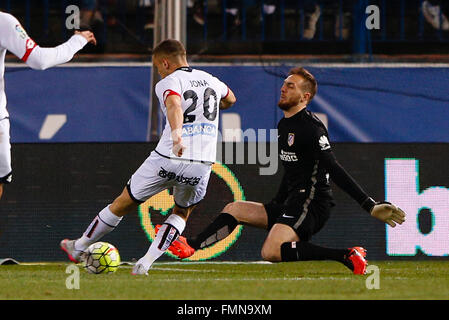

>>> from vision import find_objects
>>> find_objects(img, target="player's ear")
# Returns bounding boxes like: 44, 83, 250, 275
303, 92, 311, 103
162, 58, 169, 69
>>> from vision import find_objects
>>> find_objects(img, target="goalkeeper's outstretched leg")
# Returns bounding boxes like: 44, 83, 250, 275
167, 200, 368, 274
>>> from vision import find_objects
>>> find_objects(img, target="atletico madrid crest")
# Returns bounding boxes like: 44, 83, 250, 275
288, 133, 295, 146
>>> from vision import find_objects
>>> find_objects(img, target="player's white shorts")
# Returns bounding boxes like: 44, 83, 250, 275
127, 151, 212, 208
0, 118, 12, 184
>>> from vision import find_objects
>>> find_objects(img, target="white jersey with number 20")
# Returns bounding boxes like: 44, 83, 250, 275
155, 67, 229, 163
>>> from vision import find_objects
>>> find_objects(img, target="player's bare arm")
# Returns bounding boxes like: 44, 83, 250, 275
219, 87, 237, 109
165, 94, 185, 157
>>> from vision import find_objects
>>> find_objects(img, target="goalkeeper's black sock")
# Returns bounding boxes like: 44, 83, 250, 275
280, 241, 350, 263
187, 212, 239, 250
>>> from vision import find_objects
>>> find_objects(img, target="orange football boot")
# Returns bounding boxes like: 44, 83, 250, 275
155, 224, 195, 259
345, 247, 368, 275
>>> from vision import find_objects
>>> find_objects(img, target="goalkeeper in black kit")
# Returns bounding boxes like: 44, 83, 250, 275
164, 67, 406, 274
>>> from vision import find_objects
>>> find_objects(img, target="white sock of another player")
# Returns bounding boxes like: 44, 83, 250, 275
138, 214, 186, 271
74, 205, 123, 252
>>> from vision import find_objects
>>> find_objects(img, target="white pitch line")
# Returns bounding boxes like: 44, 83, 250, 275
14, 261, 273, 266
153, 261, 273, 265
123, 261, 274, 267
19, 262, 65, 266
142, 277, 352, 282
151, 267, 220, 273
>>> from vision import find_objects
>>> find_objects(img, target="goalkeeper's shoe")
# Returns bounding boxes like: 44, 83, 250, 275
352, 246, 367, 258
155, 224, 195, 259
343, 247, 368, 275
60, 239, 86, 263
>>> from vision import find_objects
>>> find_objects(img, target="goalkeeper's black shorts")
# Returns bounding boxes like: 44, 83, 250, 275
264, 190, 335, 241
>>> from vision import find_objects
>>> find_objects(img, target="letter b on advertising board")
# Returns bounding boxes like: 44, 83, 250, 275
385, 159, 449, 256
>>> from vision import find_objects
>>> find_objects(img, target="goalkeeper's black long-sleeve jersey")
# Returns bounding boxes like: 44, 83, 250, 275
273, 108, 375, 213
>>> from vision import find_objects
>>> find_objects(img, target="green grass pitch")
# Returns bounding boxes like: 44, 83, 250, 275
0, 261, 448, 300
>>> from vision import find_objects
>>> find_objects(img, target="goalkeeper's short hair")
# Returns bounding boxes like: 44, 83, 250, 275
288, 67, 317, 102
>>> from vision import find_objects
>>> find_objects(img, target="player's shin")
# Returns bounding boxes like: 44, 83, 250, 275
188, 212, 238, 250
75, 205, 123, 252
138, 214, 186, 270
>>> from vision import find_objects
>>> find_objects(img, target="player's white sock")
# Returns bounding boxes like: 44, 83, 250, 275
138, 214, 186, 270
75, 205, 123, 251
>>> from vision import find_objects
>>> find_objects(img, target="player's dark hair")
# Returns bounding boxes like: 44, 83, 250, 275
152, 39, 186, 58
288, 67, 317, 102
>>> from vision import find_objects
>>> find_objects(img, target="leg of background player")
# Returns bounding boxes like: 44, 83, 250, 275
187, 201, 268, 250
279, 238, 367, 274
261, 222, 354, 265
262, 225, 367, 274
170, 200, 366, 273
260, 223, 299, 262
262, 223, 349, 263
185, 202, 355, 267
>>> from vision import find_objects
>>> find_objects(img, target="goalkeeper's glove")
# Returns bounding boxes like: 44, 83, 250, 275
370, 201, 406, 227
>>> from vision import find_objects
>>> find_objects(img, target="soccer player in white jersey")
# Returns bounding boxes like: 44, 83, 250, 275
0, 11, 96, 199
61, 39, 237, 275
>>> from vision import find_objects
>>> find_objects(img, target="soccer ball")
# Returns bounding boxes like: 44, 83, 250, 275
84, 242, 121, 274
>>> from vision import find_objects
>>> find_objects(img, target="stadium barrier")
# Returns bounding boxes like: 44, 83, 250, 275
3, 0, 449, 55
0, 142, 447, 262
5, 64, 449, 143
